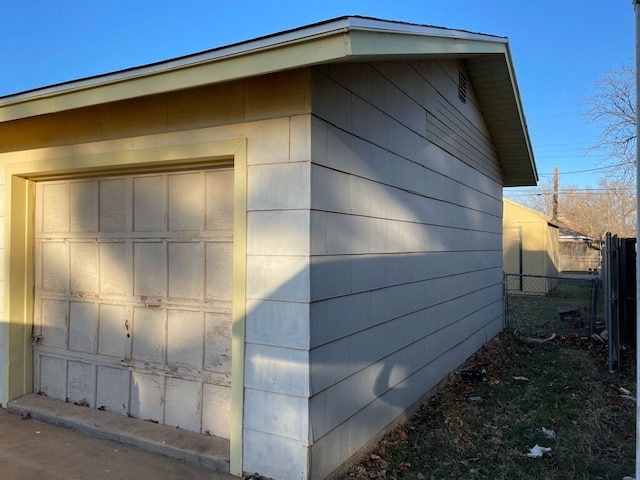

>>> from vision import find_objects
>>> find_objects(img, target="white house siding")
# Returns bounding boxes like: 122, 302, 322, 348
308, 61, 504, 479
243, 114, 313, 479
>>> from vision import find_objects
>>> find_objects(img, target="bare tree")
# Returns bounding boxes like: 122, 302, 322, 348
506, 179, 554, 216
506, 177, 636, 239
559, 177, 636, 239
583, 64, 637, 180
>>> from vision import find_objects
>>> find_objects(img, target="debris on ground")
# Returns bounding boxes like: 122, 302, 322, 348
557, 306, 583, 328
519, 333, 557, 344
526, 444, 552, 458
341, 332, 635, 479
541, 427, 556, 439
458, 366, 486, 381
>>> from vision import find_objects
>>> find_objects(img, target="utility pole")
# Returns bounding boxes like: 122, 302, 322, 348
552, 166, 558, 220
633, 2, 640, 480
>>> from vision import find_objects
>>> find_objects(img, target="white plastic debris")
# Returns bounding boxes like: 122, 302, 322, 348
512, 376, 530, 382
541, 427, 556, 439
526, 444, 552, 458
521, 333, 557, 344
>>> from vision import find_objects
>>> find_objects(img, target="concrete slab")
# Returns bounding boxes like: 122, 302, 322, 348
7, 393, 232, 474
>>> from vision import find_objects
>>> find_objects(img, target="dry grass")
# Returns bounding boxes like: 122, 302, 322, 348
341, 333, 636, 480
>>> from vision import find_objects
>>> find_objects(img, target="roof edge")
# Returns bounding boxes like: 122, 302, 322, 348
0, 16, 510, 119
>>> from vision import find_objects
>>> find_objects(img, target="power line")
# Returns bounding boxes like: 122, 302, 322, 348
537, 161, 635, 177
506, 192, 637, 198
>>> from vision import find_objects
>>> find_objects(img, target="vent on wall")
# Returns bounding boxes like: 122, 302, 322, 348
458, 71, 467, 103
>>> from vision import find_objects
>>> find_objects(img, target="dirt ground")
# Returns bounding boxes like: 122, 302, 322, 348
341, 333, 637, 480
0, 407, 234, 480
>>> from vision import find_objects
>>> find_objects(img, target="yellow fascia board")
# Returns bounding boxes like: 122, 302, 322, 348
0, 32, 351, 123
2, 137, 247, 476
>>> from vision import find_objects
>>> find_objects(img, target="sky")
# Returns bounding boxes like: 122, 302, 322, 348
1, 1, 635, 193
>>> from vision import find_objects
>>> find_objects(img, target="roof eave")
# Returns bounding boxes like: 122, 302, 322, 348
0, 16, 537, 186
0, 17, 510, 121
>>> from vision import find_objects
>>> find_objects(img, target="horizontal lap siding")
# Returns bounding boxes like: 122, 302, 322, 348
309, 62, 503, 479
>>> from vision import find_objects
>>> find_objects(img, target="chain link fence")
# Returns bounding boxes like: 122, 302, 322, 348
504, 273, 603, 338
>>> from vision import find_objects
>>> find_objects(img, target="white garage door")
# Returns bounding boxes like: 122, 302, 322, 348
33, 168, 234, 438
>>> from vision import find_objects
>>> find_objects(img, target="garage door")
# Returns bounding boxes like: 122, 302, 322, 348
32, 168, 234, 438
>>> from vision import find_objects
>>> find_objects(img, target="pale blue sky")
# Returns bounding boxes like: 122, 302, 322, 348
1, 1, 635, 190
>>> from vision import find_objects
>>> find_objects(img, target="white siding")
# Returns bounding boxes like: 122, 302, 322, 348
308, 61, 504, 479
243, 114, 313, 479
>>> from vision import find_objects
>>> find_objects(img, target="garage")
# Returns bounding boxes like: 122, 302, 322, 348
32, 167, 234, 438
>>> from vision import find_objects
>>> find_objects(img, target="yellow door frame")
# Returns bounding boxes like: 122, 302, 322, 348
1, 138, 247, 475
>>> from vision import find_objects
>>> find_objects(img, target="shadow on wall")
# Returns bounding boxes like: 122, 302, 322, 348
243, 193, 503, 479
22, 152, 504, 479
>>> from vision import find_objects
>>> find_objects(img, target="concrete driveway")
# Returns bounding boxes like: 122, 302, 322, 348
0, 407, 235, 480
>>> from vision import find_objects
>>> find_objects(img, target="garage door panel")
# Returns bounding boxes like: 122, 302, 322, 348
42, 242, 69, 292
134, 176, 166, 231
131, 372, 164, 422
70, 242, 99, 293
70, 181, 99, 232
39, 356, 67, 399
165, 377, 200, 431
42, 183, 69, 233
169, 242, 204, 299
169, 172, 204, 230
132, 307, 165, 363
34, 168, 234, 438
69, 302, 98, 354
100, 178, 130, 232
205, 313, 231, 372
206, 170, 234, 231
134, 242, 167, 297
203, 383, 231, 438
40, 299, 68, 349
206, 243, 233, 300
100, 242, 132, 295
96, 366, 130, 414
67, 360, 95, 407
167, 310, 204, 368
98, 304, 128, 358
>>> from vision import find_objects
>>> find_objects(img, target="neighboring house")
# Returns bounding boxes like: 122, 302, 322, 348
0, 17, 537, 480
558, 225, 601, 273
503, 199, 559, 294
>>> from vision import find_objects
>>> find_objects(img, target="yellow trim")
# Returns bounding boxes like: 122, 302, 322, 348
0, 33, 350, 122
230, 139, 246, 476
1, 138, 247, 475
